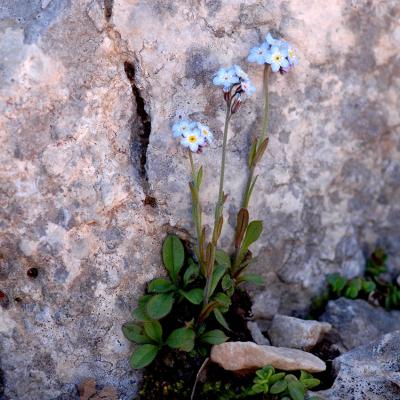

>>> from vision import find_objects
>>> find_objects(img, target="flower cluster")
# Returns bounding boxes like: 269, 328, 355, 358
213, 65, 256, 96
248, 32, 298, 73
172, 119, 213, 153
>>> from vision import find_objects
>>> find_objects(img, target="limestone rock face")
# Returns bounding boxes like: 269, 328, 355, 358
317, 331, 400, 400
1, 0, 400, 398
268, 314, 331, 351
210, 341, 326, 373
319, 298, 400, 352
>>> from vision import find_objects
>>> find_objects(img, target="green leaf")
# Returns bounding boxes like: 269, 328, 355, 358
166, 328, 195, 352
284, 374, 298, 383
221, 274, 234, 291
148, 278, 175, 293
236, 273, 264, 285
248, 139, 258, 167
235, 208, 249, 249
138, 294, 152, 305
269, 372, 286, 384
237, 221, 263, 265
131, 303, 151, 322
253, 137, 269, 165
143, 320, 163, 344
362, 279, 376, 293
210, 264, 227, 296
196, 166, 203, 188
215, 249, 231, 269
145, 293, 174, 320
299, 370, 312, 381
327, 273, 347, 294
200, 329, 229, 345
162, 235, 184, 281
213, 308, 230, 331
130, 344, 159, 369
270, 380, 287, 394
183, 262, 199, 286
255, 365, 274, 380
213, 292, 231, 312
122, 322, 150, 344
251, 383, 268, 394
287, 381, 306, 400
181, 288, 203, 305
345, 277, 362, 299
301, 378, 320, 389
242, 220, 263, 251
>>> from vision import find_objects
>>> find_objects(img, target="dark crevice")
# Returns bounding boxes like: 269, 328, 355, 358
104, 0, 114, 21
123, 61, 152, 195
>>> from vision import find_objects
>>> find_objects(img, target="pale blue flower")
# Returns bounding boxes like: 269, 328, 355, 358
181, 129, 205, 152
265, 45, 289, 72
172, 119, 196, 138
213, 67, 240, 91
197, 123, 214, 144
240, 79, 256, 96
232, 65, 249, 81
284, 43, 299, 66
247, 42, 270, 64
265, 32, 282, 47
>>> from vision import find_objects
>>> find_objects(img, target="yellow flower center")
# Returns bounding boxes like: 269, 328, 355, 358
202, 129, 208, 136
289, 49, 294, 58
188, 135, 197, 143
273, 54, 282, 62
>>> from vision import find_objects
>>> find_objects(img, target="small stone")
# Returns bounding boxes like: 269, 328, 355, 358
319, 298, 400, 352
317, 331, 400, 399
247, 321, 270, 346
268, 314, 331, 351
210, 341, 326, 373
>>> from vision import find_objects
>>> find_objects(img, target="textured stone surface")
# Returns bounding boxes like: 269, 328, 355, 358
211, 341, 326, 373
319, 298, 400, 352
112, 0, 400, 316
317, 331, 400, 400
247, 321, 270, 346
0, 1, 163, 399
268, 314, 331, 350
1, 0, 400, 398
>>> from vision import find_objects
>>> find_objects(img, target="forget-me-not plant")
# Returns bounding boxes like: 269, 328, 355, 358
181, 129, 205, 153
247, 42, 270, 65
123, 30, 299, 374
248, 32, 298, 73
172, 119, 196, 138
212, 67, 240, 92
172, 119, 213, 152
265, 45, 289, 72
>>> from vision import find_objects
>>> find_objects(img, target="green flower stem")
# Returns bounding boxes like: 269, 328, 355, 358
233, 65, 270, 273
242, 64, 270, 209
260, 64, 271, 143
188, 150, 204, 273
204, 102, 232, 305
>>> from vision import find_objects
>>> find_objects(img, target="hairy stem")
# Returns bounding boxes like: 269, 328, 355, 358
204, 103, 232, 305
188, 150, 203, 272
233, 65, 271, 272
260, 64, 271, 143
241, 65, 270, 209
